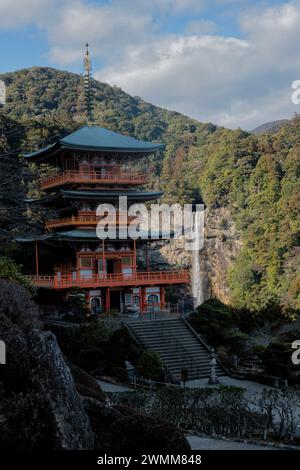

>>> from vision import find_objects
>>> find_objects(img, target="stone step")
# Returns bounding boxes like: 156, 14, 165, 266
160, 354, 213, 363
143, 338, 205, 345
135, 336, 198, 343
156, 347, 209, 355
158, 347, 207, 352
141, 342, 205, 351
126, 317, 226, 381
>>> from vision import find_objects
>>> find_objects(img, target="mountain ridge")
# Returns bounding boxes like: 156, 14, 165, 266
0, 66, 299, 314
251, 119, 290, 135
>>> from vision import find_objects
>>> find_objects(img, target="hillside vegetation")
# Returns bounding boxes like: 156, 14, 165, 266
0, 67, 299, 313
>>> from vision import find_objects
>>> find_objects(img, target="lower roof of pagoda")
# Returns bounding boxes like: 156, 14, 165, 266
16, 229, 172, 243
24, 189, 164, 205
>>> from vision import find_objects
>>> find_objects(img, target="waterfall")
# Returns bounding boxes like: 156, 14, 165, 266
192, 250, 205, 308
191, 211, 205, 308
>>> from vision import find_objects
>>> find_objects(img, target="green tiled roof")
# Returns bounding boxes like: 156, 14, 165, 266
24, 126, 164, 159
16, 228, 172, 243
16, 231, 99, 243
25, 189, 163, 204
60, 189, 163, 201
24, 142, 59, 159
60, 127, 164, 152
15, 233, 55, 243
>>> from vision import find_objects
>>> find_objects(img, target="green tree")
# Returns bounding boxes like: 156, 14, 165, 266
0, 256, 33, 292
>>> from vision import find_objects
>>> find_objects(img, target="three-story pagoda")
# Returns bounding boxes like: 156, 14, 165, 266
17, 126, 189, 314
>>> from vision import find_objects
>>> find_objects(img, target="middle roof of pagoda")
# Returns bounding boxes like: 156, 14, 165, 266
24, 189, 164, 205
24, 126, 165, 161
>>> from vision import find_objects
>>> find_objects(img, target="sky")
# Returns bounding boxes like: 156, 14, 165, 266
0, 0, 300, 129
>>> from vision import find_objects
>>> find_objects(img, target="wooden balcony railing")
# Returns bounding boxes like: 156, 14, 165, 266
39, 169, 147, 190
27, 270, 190, 289
27, 275, 55, 288
45, 212, 136, 230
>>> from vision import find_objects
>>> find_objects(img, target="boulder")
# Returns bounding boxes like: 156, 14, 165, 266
29, 330, 95, 449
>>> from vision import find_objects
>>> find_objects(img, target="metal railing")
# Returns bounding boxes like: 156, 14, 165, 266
131, 376, 179, 390
182, 316, 229, 376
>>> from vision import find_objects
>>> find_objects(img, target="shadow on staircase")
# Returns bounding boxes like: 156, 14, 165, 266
124, 316, 226, 381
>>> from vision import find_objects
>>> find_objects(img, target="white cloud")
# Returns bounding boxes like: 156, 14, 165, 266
118, 0, 205, 14
1, 0, 300, 129
45, 1, 155, 65
98, 34, 252, 126
98, 0, 300, 129
0, 0, 55, 28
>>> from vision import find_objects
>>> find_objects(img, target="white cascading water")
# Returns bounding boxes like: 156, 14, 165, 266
191, 211, 205, 308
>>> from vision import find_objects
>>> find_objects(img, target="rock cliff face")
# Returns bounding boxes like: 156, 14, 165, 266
201, 207, 242, 304
144, 208, 242, 306
0, 280, 191, 451
0, 279, 94, 450
30, 330, 95, 449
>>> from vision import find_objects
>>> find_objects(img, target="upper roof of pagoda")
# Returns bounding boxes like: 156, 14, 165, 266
24, 126, 165, 161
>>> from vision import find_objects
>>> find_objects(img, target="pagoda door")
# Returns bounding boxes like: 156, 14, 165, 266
91, 297, 102, 314
106, 258, 121, 274
114, 259, 122, 273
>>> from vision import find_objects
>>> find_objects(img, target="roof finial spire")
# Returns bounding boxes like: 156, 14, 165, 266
83, 43, 94, 123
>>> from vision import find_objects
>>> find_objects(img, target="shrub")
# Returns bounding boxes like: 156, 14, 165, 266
110, 414, 190, 453
111, 366, 128, 383
136, 351, 165, 381
68, 362, 106, 402
50, 321, 141, 379
251, 344, 267, 355
262, 341, 293, 377
188, 299, 250, 355
64, 287, 89, 318
0, 256, 34, 293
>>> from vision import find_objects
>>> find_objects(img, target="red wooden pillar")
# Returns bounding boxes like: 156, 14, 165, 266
133, 239, 137, 274
102, 239, 105, 276
86, 290, 90, 311
141, 287, 147, 314
160, 287, 165, 310
139, 286, 143, 314
106, 287, 110, 313
146, 242, 150, 272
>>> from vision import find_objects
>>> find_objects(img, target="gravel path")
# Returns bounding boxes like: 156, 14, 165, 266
97, 380, 132, 393
186, 435, 276, 450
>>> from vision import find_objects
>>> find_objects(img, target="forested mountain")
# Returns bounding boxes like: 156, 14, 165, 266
0, 67, 299, 314
251, 119, 290, 135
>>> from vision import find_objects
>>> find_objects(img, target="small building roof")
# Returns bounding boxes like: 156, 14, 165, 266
24, 126, 165, 160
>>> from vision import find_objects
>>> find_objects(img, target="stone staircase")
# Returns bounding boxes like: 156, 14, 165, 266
126, 317, 225, 381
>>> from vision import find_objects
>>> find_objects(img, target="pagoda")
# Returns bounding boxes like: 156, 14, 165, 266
16, 45, 189, 315
17, 125, 189, 314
